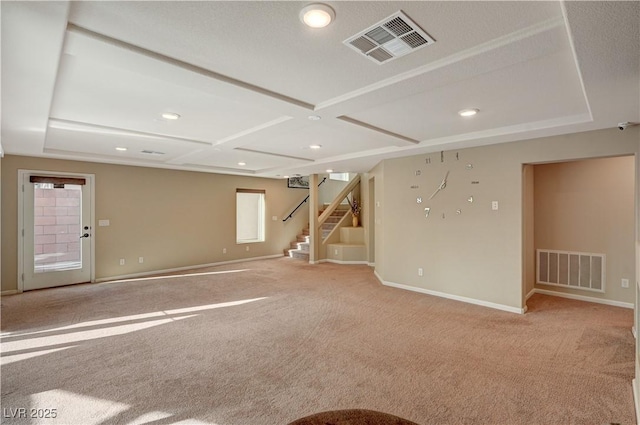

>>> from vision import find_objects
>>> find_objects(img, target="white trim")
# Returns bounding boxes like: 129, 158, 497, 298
373, 270, 384, 284
533, 288, 634, 309
94, 254, 283, 283
375, 273, 525, 314
526, 288, 536, 300
367, 262, 375, 267
633, 326, 637, 339
634, 379, 639, 425
323, 259, 369, 265
1, 290, 20, 296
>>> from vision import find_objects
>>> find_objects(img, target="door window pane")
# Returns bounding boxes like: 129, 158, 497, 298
34, 183, 82, 272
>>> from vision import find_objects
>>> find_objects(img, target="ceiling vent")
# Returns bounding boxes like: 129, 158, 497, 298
141, 150, 165, 155
344, 11, 435, 65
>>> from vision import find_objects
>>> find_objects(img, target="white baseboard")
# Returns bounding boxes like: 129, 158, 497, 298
1, 290, 20, 296
95, 254, 284, 283
324, 259, 369, 265
374, 272, 525, 314
634, 379, 639, 425
373, 270, 384, 285
310, 259, 369, 265
532, 288, 634, 309
525, 288, 536, 300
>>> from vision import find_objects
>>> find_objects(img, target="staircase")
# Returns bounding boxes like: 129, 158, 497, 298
285, 204, 350, 261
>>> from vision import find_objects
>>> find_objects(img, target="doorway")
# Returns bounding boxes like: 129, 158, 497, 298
18, 170, 95, 291
522, 156, 635, 309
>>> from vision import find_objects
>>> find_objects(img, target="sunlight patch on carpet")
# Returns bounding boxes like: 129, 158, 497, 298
0, 346, 77, 365
1, 315, 197, 355
1, 297, 267, 339
25, 390, 221, 425
108, 268, 250, 284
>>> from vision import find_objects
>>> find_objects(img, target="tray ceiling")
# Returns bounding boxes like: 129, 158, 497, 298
2, 1, 638, 178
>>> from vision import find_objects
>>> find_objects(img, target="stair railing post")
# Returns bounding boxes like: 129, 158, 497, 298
309, 174, 320, 264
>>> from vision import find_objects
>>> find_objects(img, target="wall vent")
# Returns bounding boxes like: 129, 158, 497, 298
537, 249, 605, 293
344, 11, 435, 65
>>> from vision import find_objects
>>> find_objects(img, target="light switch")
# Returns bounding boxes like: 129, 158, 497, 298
99, 219, 110, 227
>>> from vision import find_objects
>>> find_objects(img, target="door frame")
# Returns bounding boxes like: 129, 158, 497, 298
17, 169, 96, 292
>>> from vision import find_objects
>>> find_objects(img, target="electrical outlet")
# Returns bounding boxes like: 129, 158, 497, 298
119, 259, 125, 266
418, 268, 423, 277
492, 201, 499, 210
246, 246, 250, 252
223, 248, 227, 254
138, 257, 144, 264
622, 278, 629, 288
335, 249, 338, 255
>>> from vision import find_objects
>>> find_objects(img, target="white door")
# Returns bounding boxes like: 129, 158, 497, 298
20, 171, 94, 291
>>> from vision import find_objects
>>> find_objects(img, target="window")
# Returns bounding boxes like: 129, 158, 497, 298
329, 172, 350, 182
236, 189, 265, 243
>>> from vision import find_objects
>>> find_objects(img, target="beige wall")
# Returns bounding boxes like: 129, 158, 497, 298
1, 155, 308, 291
533, 156, 635, 304
374, 127, 639, 311
635, 130, 640, 413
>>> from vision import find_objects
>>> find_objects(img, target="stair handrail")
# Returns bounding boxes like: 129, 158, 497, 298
282, 177, 327, 222
318, 175, 360, 227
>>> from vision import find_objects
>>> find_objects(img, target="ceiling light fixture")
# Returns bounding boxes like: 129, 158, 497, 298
238, 162, 246, 166
115, 147, 128, 151
326, 169, 333, 173
308, 115, 322, 121
309, 144, 322, 149
161, 112, 181, 120
458, 108, 479, 117
300, 4, 335, 28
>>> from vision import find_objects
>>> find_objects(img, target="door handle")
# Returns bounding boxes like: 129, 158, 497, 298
80, 233, 90, 238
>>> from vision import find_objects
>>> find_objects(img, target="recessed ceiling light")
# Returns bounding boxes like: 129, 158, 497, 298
308, 115, 322, 121
458, 108, 479, 117
161, 112, 181, 120
238, 162, 246, 166
283, 175, 290, 179
326, 169, 333, 173
300, 4, 335, 28
115, 147, 128, 151
309, 144, 322, 149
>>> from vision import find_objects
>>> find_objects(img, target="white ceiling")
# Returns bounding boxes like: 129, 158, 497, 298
2, 1, 639, 178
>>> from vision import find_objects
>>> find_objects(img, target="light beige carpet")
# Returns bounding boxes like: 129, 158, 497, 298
1, 257, 635, 424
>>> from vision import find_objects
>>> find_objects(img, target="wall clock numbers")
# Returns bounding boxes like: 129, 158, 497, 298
420, 152, 478, 220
